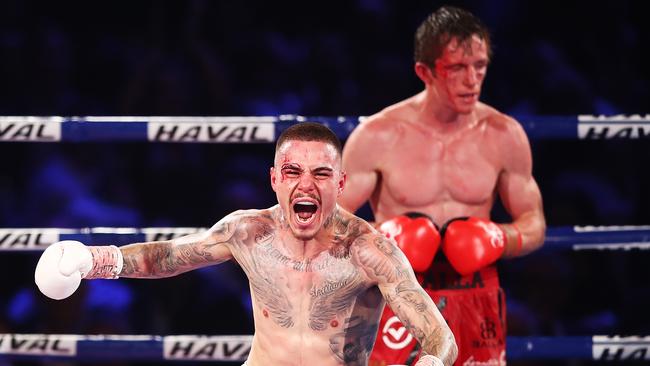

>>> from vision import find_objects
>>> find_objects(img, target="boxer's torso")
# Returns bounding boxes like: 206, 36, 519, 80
368, 100, 510, 225
229, 208, 384, 366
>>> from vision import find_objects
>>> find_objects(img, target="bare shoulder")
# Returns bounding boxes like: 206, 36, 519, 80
478, 104, 533, 172
351, 95, 420, 145
478, 103, 529, 144
342, 213, 407, 283
206, 207, 276, 248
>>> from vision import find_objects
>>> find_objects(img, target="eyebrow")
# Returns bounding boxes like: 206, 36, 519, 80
280, 165, 334, 174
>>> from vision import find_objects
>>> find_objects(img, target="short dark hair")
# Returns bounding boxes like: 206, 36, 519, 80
275, 122, 343, 158
414, 5, 492, 67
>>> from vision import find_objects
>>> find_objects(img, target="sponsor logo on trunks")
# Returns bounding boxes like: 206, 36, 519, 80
578, 114, 650, 139
592, 335, 650, 361
381, 316, 413, 350
148, 117, 275, 143
480, 318, 497, 340
164, 335, 252, 361
471, 318, 504, 349
0, 334, 77, 356
0, 117, 61, 142
462, 350, 506, 366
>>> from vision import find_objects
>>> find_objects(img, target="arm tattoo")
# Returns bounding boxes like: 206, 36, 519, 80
353, 231, 457, 363
120, 217, 238, 277
354, 235, 406, 283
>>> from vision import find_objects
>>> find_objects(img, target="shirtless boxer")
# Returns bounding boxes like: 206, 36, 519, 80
34, 122, 458, 366
339, 6, 546, 366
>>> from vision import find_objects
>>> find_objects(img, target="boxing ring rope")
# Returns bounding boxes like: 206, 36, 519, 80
1, 334, 649, 362
1, 114, 650, 142
3, 115, 649, 362
2, 225, 650, 251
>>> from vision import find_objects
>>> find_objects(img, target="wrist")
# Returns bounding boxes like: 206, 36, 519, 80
415, 354, 444, 366
501, 223, 523, 257
84, 246, 124, 279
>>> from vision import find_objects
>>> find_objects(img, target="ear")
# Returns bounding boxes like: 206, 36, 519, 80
337, 171, 347, 196
270, 166, 277, 192
414, 62, 435, 85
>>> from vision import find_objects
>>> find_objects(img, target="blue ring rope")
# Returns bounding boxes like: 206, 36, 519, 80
2, 226, 649, 251
1, 115, 650, 142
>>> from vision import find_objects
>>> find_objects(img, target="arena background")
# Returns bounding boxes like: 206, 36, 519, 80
1, 1, 649, 365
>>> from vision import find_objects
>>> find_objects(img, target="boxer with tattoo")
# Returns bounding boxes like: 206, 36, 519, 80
35, 122, 457, 366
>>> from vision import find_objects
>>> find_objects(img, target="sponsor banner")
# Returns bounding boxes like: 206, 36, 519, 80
574, 225, 650, 232
163, 335, 252, 361
147, 117, 275, 143
578, 114, 650, 139
573, 242, 650, 251
0, 334, 77, 356
0, 116, 62, 142
592, 335, 650, 361
0, 229, 65, 250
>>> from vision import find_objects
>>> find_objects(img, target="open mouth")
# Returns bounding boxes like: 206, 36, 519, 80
458, 93, 478, 101
292, 199, 319, 224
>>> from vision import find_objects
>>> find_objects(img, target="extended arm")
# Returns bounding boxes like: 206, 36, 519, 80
35, 212, 241, 299
120, 221, 235, 278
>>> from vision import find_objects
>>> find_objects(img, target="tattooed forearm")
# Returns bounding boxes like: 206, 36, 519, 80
394, 280, 428, 312
389, 286, 458, 366
120, 241, 174, 277
420, 326, 458, 366
119, 239, 228, 278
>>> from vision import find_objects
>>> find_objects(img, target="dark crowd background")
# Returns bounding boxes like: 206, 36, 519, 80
1, 1, 649, 365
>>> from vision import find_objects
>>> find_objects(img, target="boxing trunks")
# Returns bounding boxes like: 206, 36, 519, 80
369, 259, 506, 366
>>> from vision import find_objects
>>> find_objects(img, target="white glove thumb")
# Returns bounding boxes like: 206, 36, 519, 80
58, 240, 93, 277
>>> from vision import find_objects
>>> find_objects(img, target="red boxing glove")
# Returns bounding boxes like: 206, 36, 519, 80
441, 217, 506, 276
379, 212, 440, 273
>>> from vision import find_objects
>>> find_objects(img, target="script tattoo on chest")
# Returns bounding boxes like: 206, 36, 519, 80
308, 215, 369, 331
308, 259, 363, 331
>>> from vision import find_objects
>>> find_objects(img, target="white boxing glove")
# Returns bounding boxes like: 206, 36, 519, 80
34, 240, 93, 300
35, 240, 124, 300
